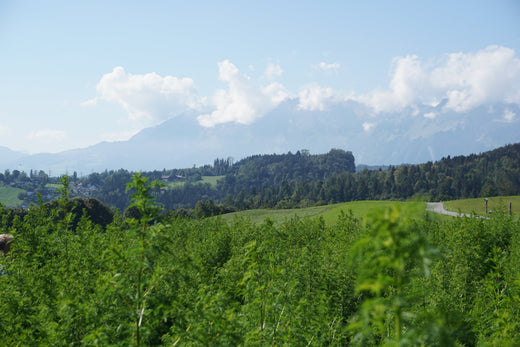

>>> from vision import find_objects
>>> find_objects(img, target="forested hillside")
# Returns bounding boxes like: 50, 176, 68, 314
225, 143, 520, 208
0, 175, 518, 345
2, 144, 519, 213
87, 148, 357, 211
86, 143, 520, 213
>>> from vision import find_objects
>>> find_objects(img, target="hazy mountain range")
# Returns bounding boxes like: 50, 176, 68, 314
1, 99, 519, 174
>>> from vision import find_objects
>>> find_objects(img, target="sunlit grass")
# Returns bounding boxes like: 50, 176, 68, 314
220, 200, 431, 226
0, 185, 25, 207
444, 196, 520, 216
166, 175, 225, 189
319, 200, 427, 225
219, 204, 334, 225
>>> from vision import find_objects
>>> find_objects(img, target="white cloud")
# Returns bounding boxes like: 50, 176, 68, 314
357, 45, 520, 114
80, 98, 97, 107
431, 46, 520, 112
503, 109, 516, 122
297, 84, 334, 111
424, 112, 436, 119
297, 83, 356, 111
264, 63, 283, 80
0, 124, 9, 134
197, 60, 290, 127
87, 66, 206, 126
27, 129, 67, 143
315, 62, 341, 71
263, 82, 292, 104
357, 55, 427, 113
362, 122, 376, 132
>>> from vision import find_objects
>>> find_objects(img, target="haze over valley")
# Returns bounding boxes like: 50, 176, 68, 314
1, 98, 519, 174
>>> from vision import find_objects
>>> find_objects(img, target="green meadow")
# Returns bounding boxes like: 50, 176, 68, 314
167, 175, 225, 188
0, 185, 25, 207
45, 183, 63, 189
444, 195, 520, 216
219, 200, 432, 226
220, 197, 520, 226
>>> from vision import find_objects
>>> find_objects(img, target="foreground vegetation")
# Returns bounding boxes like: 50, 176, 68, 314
0, 175, 519, 345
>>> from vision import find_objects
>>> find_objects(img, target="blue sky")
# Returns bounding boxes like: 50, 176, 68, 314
0, 0, 519, 154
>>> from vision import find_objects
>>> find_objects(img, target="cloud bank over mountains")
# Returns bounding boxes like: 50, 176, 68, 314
4, 98, 519, 174
3, 44, 512, 173
82, 66, 207, 128
357, 45, 520, 115
197, 60, 291, 127
83, 45, 520, 137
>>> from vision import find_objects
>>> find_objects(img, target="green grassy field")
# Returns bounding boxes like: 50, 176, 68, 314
318, 200, 427, 225
200, 175, 224, 187
219, 200, 431, 226
444, 196, 520, 216
0, 186, 25, 207
167, 175, 225, 188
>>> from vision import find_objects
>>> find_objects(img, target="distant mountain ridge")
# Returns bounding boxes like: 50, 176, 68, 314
0, 146, 26, 168
1, 99, 519, 174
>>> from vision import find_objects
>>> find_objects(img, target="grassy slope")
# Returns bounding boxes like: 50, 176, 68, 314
220, 200, 431, 226
167, 175, 225, 188
444, 196, 520, 216
319, 200, 427, 225
219, 204, 335, 225
0, 186, 25, 207
200, 175, 225, 187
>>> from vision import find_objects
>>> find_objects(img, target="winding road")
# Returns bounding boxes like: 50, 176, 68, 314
426, 202, 472, 217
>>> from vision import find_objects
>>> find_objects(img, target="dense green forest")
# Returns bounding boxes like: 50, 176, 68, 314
86, 148, 357, 211
0, 175, 518, 345
84, 143, 520, 213
2, 144, 519, 213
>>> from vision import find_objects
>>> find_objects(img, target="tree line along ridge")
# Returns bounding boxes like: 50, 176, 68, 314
1, 144, 519, 217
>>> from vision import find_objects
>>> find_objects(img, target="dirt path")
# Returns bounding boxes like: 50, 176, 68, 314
426, 202, 472, 217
